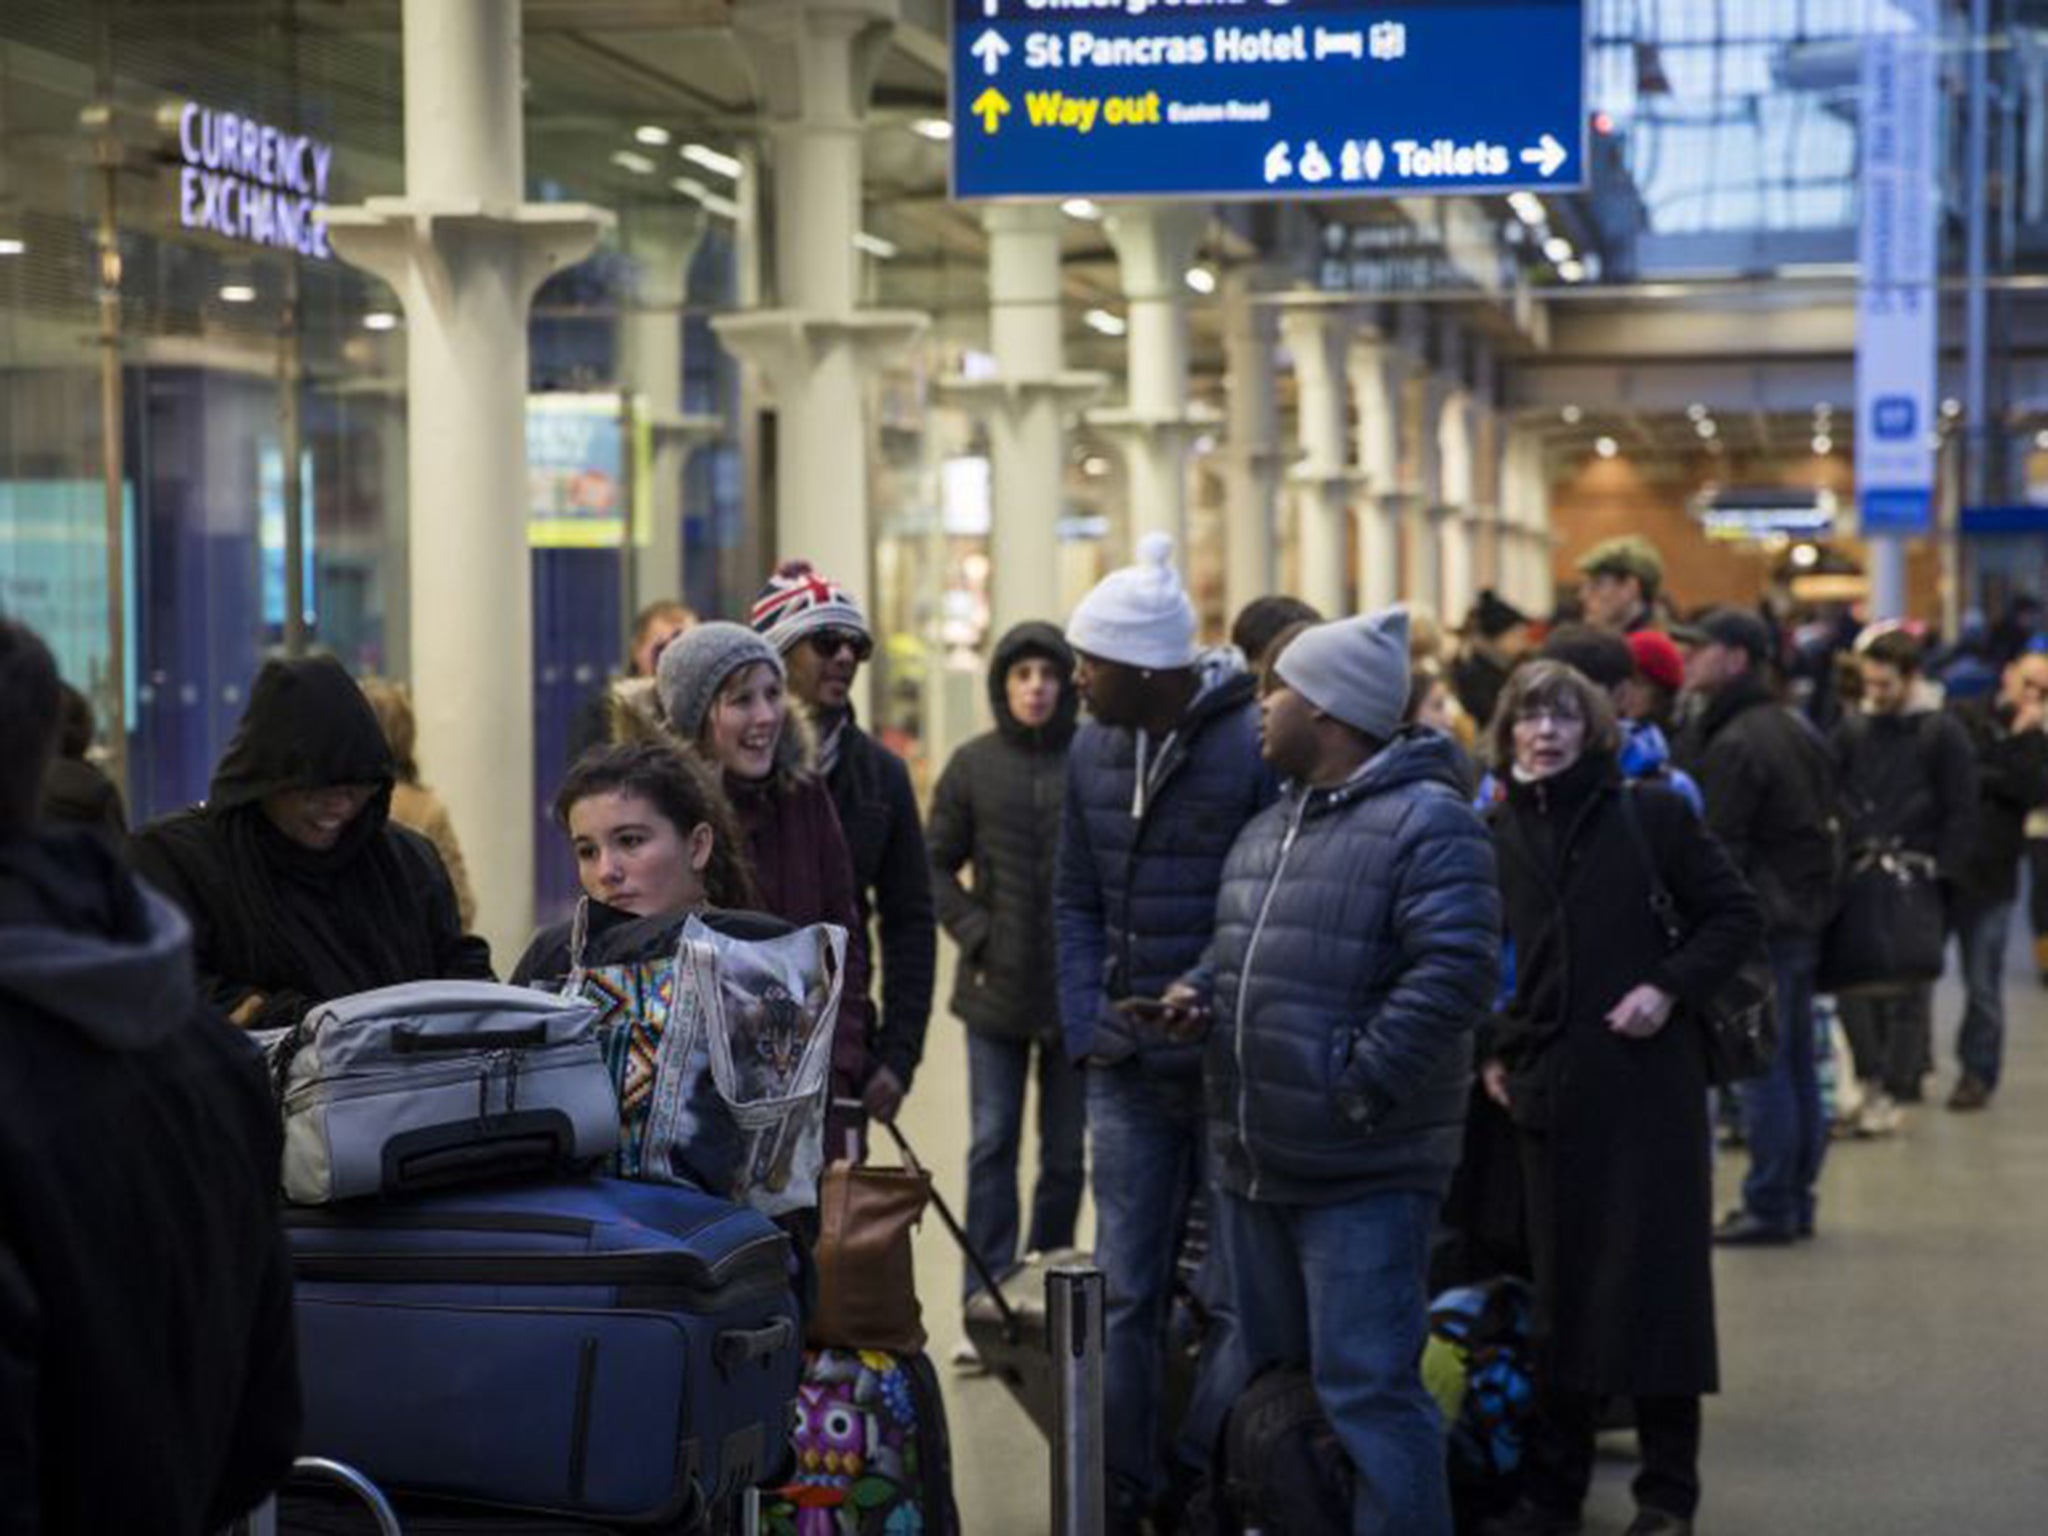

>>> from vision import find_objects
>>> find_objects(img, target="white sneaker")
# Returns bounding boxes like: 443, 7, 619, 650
1856, 1090, 1903, 1138
950, 1338, 987, 1374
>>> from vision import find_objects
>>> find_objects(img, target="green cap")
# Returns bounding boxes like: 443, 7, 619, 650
1576, 535, 1664, 594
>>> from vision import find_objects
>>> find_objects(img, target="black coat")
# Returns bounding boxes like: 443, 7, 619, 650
1676, 671, 1841, 937
129, 656, 493, 1030
927, 622, 1077, 1042
1949, 698, 2048, 906
39, 757, 127, 851
820, 713, 936, 1089
1830, 707, 1980, 879
1491, 753, 1762, 1398
0, 832, 300, 1533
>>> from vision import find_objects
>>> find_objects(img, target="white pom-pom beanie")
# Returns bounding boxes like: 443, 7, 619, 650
1066, 533, 1198, 670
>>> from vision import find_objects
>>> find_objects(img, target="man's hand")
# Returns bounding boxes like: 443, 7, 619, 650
228, 993, 268, 1028
1605, 983, 1676, 1040
1480, 1057, 1512, 1109
1156, 982, 1213, 1045
861, 1065, 907, 1124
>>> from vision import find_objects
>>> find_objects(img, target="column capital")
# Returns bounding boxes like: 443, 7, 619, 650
732, 0, 900, 127
936, 372, 1110, 422
323, 199, 611, 306
982, 202, 1067, 240
1101, 202, 1211, 301
710, 308, 926, 394
1087, 405, 1220, 449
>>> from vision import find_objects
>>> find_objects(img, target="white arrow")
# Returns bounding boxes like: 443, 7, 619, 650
971, 28, 1011, 76
1519, 133, 1568, 178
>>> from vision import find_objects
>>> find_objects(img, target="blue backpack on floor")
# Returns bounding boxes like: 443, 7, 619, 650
1424, 1276, 1535, 1515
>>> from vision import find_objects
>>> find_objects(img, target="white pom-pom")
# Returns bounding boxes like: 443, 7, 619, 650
1135, 531, 1176, 570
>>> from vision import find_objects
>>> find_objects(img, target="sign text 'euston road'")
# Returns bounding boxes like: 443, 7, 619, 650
952, 0, 1585, 201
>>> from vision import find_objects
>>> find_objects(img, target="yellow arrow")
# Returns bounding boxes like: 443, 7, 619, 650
972, 87, 1011, 135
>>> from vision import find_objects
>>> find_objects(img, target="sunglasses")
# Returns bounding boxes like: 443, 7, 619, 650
807, 628, 873, 662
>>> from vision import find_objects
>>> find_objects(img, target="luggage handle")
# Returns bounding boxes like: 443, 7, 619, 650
876, 1118, 1022, 1343
715, 1316, 797, 1372
391, 1023, 550, 1054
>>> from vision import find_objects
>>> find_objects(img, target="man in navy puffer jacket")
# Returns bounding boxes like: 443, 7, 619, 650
1167, 609, 1500, 1535
1054, 535, 1278, 1531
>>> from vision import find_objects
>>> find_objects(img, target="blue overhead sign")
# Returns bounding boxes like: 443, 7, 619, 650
951, 0, 1586, 201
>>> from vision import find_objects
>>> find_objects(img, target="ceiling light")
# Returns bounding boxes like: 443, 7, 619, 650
634, 125, 672, 147
854, 232, 898, 259
1686, 402, 1708, 421
1084, 308, 1127, 337
1696, 418, 1717, 438
219, 283, 256, 303
1792, 543, 1821, 569
0, 239, 23, 257
681, 144, 743, 180
1558, 258, 1587, 283
1083, 456, 1112, 476
1507, 192, 1545, 227
911, 118, 954, 142
1185, 267, 1217, 295
1542, 235, 1573, 263
2035, 430, 2048, 451
362, 310, 398, 331
670, 178, 739, 220
1812, 434, 1833, 455
1595, 436, 1618, 459
1813, 401, 1833, 418
1941, 397, 1963, 418
610, 149, 658, 175
1561, 404, 1583, 424
1062, 198, 1102, 221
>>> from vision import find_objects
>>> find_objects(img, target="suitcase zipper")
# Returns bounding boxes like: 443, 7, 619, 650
290, 1236, 790, 1302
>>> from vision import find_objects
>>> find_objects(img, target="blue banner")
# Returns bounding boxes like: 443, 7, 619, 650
951, 0, 1585, 201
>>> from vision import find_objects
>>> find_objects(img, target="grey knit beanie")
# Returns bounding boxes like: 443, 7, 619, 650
1274, 608, 1411, 741
656, 621, 785, 741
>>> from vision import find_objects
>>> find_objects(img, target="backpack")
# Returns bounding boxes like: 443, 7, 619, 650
1221, 1367, 1352, 1536
1424, 1277, 1535, 1521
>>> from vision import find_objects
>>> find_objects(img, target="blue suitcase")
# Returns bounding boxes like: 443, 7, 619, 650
285, 1177, 802, 1528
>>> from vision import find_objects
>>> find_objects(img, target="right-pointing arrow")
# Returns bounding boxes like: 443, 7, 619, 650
1518, 133, 1568, 178
971, 28, 1011, 77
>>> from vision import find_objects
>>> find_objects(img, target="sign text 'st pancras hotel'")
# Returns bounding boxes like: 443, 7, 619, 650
952, 0, 1586, 201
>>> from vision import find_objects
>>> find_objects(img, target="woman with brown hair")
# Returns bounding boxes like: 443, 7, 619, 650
1480, 660, 1761, 1536
359, 678, 477, 931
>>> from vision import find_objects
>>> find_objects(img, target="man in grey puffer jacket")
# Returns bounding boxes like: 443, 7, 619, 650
1165, 609, 1501, 1535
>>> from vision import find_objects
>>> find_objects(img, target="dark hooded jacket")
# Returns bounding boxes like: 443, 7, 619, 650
128, 656, 493, 1032
1949, 696, 2048, 905
814, 705, 936, 1092
927, 622, 1078, 1041
0, 831, 299, 1533
1055, 652, 1281, 1072
1197, 729, 1500, 1206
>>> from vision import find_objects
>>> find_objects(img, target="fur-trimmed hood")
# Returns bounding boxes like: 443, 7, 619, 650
603, 674, 822, 794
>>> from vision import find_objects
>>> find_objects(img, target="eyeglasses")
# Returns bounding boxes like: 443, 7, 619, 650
807, 628, 873, 662
1514, 706, 1584, 727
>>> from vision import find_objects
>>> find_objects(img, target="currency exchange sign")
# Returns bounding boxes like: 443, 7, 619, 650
952, 0, 1586, 201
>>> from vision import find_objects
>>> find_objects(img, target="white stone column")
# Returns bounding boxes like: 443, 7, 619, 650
621, 205, 723, 614
1468, 337, 1503, 598
1349, 330, 1410, 613
1279, 301, 1362, 617
323, 0, 608, 962
1218, 271, 1284, 618
1500, 422, 1553, 611
1090, 202, 1213, 553
712, 0, 927, 718
940, 205, 1106, 633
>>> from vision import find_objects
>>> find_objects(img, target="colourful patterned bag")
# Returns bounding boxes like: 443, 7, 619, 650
763, 1348, 958, 1536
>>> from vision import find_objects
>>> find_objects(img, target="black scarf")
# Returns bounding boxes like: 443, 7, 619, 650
200, 656, 438, 1000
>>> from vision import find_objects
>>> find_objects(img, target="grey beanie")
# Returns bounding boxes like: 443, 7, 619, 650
655, 620, 785, 740
1274, 608, 1412, 740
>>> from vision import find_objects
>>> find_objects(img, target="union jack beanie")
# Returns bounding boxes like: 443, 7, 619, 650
749, 560, 871, 653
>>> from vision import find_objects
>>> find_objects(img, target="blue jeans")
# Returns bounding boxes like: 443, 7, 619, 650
1211, 1185, 1450, 1536
962, 1031, 1086, 1299
1086, 1062, 1227, 1514
1739, 934, 1825, 1233
1953, 899, 2013, 1090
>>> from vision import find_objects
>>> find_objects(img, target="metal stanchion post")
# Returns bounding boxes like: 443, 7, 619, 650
1049, 1264, 1107, 1536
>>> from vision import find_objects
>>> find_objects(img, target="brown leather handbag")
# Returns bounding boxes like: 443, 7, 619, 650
806, 1142, 931, 1354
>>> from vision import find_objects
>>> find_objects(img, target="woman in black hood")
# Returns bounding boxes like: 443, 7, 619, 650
130, 656, 492, 1031
926, 621, 1084, 1351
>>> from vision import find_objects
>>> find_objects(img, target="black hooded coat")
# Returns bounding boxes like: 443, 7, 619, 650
926, 622, 1079, 1042
129, 656, 492, 1031
0, 831, 300, 1533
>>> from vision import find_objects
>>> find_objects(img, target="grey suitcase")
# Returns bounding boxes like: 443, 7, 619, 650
277, 980, 616, 1204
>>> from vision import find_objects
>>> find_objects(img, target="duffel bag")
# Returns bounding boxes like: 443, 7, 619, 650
286, 1176, 803, 1528
1818, 844, 1945, 996
277, 980, 616, 1204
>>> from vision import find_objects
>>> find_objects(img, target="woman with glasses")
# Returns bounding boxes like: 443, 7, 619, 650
1479, 661, 1760, 1536
653, 622, 873, 1154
